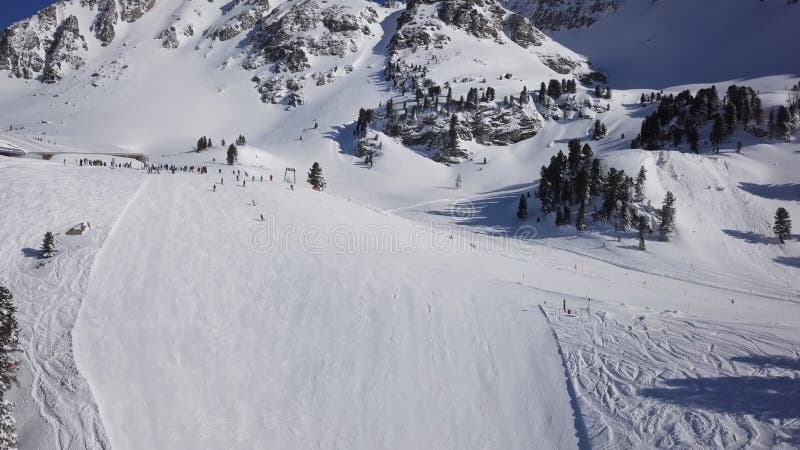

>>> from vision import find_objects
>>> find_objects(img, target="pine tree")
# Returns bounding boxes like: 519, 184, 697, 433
773, 207, 792, 243
516, 194, 528, 220
41, 232, 55, 259
519, 86, 529, 104
539, 82, 546, 102
576, 201, 587, 232
0, 400, 16, 450
562, 205, 571, 225
637, 216, 648, 251
710, 116, 725, 153
448, 114, 459, 155
226, 144, 238, 165
634, 166, 646, 202
307, 162, 326, 190
659, 191, 676, 241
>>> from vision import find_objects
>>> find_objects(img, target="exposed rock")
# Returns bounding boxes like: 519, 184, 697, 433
245, 0, 377, 105
91, 0, 118, 46
120, 0, 157, 23
43, 15, 89, 83
500, 0, 618, 31
156, 27, 179, 49
505, 14, 544, 48
538, 54, 582, 74
438, 0, 505, 42
210, 0, 270, 41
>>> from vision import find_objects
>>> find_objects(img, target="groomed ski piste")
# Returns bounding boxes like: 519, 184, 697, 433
0, 0, 799, 448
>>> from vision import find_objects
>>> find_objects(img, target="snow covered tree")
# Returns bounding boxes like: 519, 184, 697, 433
659, 191, 676, 241
593, 119, 607, 139
519, 86, 529, 104
634, 166, 646, 202
226, 144, 238, 165
575, 201, 587, 232
307, 162, 326, 191
516, 194, 528, 220
235, 134, 247, 146
0, 285, 19, 450
773, 207, 792, 243
41, 232, 55, 259
562, 205, 571, 225
538, 82, 546, 102
637, 216, 648, 251
448, 114, 459, 152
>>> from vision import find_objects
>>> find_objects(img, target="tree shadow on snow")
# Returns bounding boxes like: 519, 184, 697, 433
738, 182, 800, 202
774, 256, 800, 268
731, 355, 800, 371
21, 247, 42, 259
323, 123, 357, 156
722, 229, 773, 245
640, 376, 800, 420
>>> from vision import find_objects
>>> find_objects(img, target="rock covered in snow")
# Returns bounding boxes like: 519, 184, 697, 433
42, 15, 89, 83
500, 0, 619, 31
244, 0, 378, 105
120, 0, 157, 23
0, 6, 58, 79
505, 13, 544, 48
91, 0, 119, 47
209, 0, 271, 42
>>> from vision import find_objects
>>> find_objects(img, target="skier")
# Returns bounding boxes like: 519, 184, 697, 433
260, 175, 263, 182
221, 177, 223, 185
260, 214, 264, 221
251, 200, 256, 206
213, 185, 216, 192
243, 179, 246, 187
290, 184, 294, 191
270, 175, 273, 182
314, 121, 318, 130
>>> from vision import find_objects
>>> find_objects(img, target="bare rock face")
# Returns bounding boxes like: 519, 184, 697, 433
120, 0, 157, 23
43, 15, 89, 83
91, 0, 119, 47
500, 0, 618, 31
0, 6, 59, 79
437, 0, 505, 42
244, 0, 378, 105
505, 13, 544, 48
209, 0, 271, 42
156, 26, 180, 49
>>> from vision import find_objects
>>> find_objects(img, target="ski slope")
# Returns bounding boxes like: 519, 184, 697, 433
73, 169, 579, 449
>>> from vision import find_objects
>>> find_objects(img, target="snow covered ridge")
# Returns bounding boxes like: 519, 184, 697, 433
0, 0, 155, 80
500, 0, 618, 32
242, 0, 381, 105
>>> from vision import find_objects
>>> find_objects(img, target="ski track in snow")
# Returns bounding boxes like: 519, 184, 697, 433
546, 307, 800, 449
0, 159, 145, 449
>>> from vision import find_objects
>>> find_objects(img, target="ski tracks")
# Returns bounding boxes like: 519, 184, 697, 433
545, 308, 800, 449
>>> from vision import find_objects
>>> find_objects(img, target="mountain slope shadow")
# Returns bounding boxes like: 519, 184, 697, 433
738, 182, 800, 201
722, 229, 773, 244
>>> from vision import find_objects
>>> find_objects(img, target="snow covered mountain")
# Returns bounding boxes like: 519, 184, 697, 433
0, 0, 799, 449
500, 0, 800, 87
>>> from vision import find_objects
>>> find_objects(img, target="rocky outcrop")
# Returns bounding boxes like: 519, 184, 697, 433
500, 0, 618, 31
156, 26, 179, 49
209, 0, 270, 42
43, 15, 88, 83
438, 0, 505, 42
120, 0, 157, 23
0, 6, 58, 79
91, 0, 118, 46
244, 0, 378, 105
505, 13, 544, 48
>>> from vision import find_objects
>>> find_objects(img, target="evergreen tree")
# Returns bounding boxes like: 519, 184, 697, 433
576, 201, 587, 232
562, 205, 571, 225
516, 194, 528, 220
710, 116, 725, 152
637, 216, 648, 251
658, 191, 676, 241
448, 114, 460, 155
539, 82, 546, 102
226, 144, 238, 165
41, 232, 55, 259
221, 138, 226, 147
775, 106, 792, 140
773, 207, 792, 243
687, 127, 700, 153
768, 108, 776, 140
0, 400, 16, 450
634, 166, 646, 202
307, 162, 326, 190
519, 86, 529, 104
